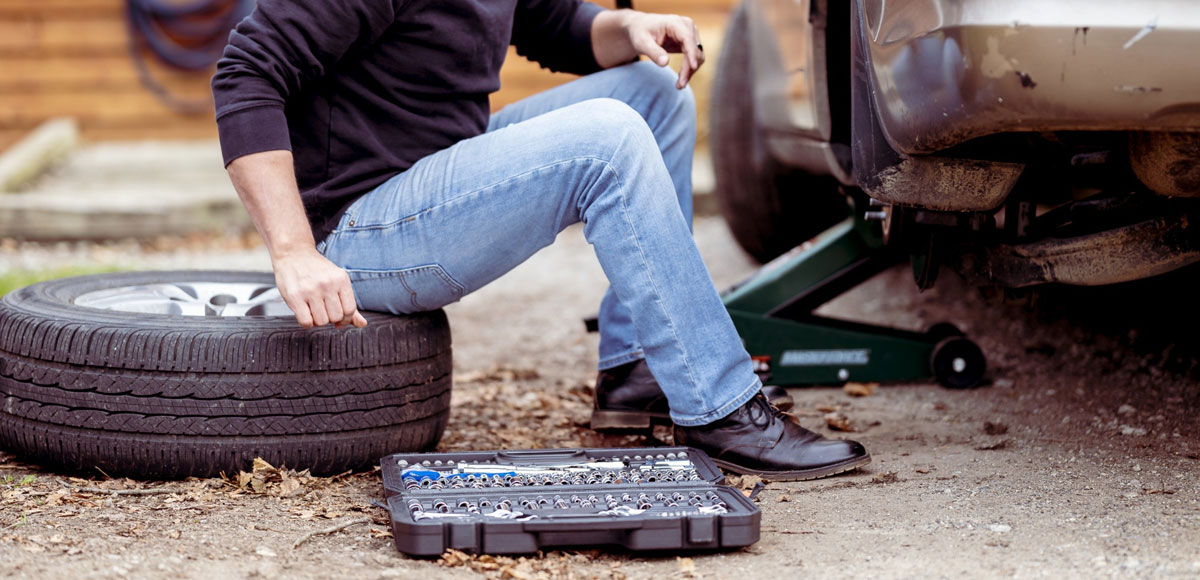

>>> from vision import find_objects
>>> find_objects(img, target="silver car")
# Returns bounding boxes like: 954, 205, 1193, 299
712, 0, 1200, 288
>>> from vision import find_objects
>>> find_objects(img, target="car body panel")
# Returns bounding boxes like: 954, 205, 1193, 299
861, 0, 1200, 155
752, 0, 1200, 158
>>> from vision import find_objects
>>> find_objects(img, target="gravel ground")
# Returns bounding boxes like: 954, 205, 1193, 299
1, 216, 1197, 579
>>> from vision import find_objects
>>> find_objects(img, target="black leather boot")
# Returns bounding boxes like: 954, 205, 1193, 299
590, 359, 794, 432
674, 393, 870, 480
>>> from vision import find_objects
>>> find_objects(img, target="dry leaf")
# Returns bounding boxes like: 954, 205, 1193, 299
777, 494, 792, 503
252, 458, 277, 474
677, 557, 698, 578
843, 382, 878, 397
824, 412, 855, 432
279, 478, 302, 498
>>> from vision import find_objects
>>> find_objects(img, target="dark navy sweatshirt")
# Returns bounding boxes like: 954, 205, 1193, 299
212, 0, 604, 240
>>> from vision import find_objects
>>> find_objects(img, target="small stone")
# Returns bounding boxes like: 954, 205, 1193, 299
1117, 404, 1137, 416
994, 378, 1015, 389
255, 546, 278, 558
1119, 425, 1147, 436
987, 524, 1012, 533
1132, 464, 1141, 472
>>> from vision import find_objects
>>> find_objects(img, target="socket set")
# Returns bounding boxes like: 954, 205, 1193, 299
381, 447, 760, 555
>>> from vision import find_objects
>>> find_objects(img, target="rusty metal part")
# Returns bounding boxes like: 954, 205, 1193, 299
866, 156, 1024, 212
964, 215, 1200, 287
857, 0, 1200, 155
1130, 132, 1200, 197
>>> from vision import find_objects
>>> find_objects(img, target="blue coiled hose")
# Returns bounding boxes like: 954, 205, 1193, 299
125, 0, 255, 113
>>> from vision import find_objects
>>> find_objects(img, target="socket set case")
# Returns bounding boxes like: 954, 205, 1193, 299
380, 447, 760, 556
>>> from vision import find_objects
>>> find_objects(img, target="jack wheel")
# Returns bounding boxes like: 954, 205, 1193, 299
930, 336, 986, 389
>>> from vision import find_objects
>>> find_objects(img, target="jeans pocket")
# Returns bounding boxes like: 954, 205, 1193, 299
347, 265, 465, 314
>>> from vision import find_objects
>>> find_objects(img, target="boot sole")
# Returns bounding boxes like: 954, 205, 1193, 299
590, 409, 672, 432
590, 395, 796, 433
711, 454, 872, 482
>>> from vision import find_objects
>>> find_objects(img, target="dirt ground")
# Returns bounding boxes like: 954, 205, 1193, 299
1, 216, 1197, 579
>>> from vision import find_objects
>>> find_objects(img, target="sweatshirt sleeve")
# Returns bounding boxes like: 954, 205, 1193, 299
511, 0, 605, 75
211, 0, 402, 166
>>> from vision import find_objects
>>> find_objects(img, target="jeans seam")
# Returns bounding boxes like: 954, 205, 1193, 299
396, 271, 422, 311
602, 160, 703, 402
345, 265, 466, 311
597, 350, 644, 370
671, 376, 760, 427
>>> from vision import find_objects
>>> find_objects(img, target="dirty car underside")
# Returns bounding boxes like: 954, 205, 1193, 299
728, 0, 1200, 289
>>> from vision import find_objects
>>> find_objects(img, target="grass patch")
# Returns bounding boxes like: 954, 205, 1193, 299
0, 266, 121, 297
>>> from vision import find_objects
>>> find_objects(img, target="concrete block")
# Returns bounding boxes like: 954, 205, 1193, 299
0, 118, 79, 193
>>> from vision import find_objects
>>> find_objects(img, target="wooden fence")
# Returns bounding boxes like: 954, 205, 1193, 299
0, 0, 736, 150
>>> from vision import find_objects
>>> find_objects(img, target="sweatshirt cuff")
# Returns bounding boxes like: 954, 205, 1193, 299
571, 1, 606, 73
216, 105, 292, 166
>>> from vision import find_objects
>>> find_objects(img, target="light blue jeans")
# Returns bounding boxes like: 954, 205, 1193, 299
319, 62, 760, 426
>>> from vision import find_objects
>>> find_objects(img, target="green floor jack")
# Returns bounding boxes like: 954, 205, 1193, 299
583, 200, 986, 390
721, 203, 986, 390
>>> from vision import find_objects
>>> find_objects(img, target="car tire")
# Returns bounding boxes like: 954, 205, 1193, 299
711, 2, 848, 263
0, 270, 452, 479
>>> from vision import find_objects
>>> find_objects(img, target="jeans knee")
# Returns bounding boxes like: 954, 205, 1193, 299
574, 98, 660, 155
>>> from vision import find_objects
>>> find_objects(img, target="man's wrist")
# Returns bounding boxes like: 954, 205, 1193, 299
592, 9, 640, 68
268, 236, 319, 262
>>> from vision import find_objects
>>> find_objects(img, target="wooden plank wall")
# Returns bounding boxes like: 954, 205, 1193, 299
0, 0, 736, 150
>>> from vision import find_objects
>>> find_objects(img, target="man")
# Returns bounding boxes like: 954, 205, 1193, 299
212, 0, 869, 480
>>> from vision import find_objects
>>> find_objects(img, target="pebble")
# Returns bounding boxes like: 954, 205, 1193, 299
1117, 404, 1137, 416
1119, 425, 1147, 436
987, 524, 1012, 533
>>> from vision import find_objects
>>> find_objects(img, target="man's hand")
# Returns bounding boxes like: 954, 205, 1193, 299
593, 10, 705, 89
227, 150, 367, 330
273, 248, 368, 329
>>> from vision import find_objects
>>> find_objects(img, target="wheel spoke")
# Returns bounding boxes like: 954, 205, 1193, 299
76, 282, 292, 318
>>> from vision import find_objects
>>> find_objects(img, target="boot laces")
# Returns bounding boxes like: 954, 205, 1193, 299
745, 393, 784, 429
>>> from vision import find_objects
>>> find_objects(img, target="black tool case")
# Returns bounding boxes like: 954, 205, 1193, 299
380, 447, 760, 556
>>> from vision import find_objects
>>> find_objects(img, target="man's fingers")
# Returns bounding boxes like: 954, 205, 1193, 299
339, 283, 367, 328
323, 294, 345, 327
307, 298, 330, 327
632, 33, 670, 67
289, 298, 315, 329
670, 20, 699, 88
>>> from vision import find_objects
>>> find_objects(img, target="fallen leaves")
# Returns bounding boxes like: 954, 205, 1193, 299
438, 549, 627, 580
726, 474, 766, 500
824, 412, 855, 432
230, 458, 317, 498
457, 365, 541, 384
677, 556, 699, 578
842, 382, 878, 397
